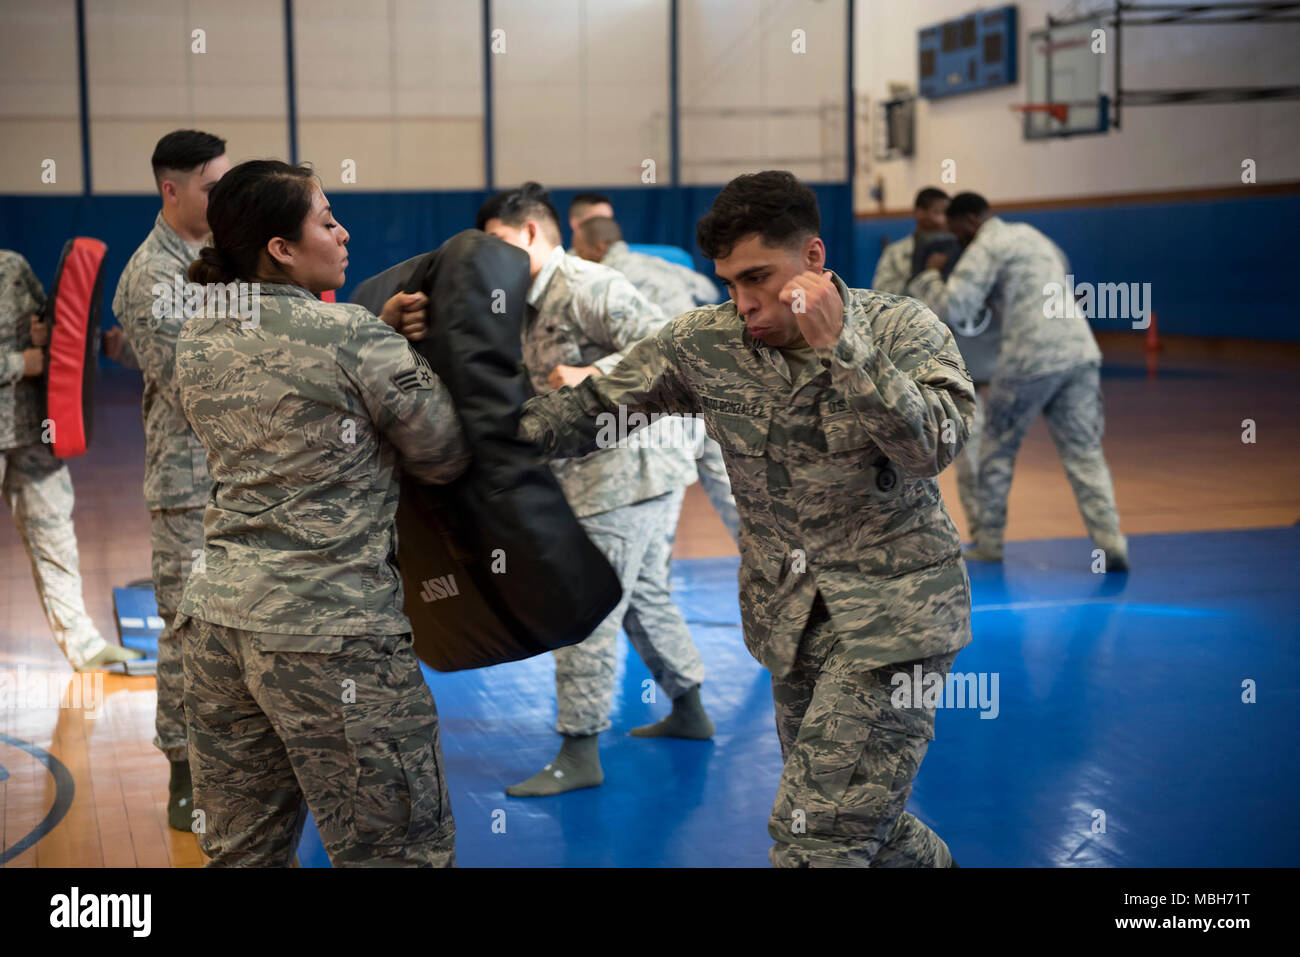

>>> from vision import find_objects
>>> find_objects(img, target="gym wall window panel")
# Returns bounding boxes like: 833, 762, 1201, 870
492, 0, 669, 189
0, 0, 83, 194
84, 0, 288, 194
679, 0, 847, 185
294, 0, 484, 191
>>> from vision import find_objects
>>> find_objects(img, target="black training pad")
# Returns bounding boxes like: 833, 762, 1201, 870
909, 231, 1000, 385
351, 230, 622, 672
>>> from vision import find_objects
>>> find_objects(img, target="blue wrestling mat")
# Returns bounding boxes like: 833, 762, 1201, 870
297, 526, 1300, 867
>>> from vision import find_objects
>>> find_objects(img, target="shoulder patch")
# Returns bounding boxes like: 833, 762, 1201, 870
393, 353, 436, 392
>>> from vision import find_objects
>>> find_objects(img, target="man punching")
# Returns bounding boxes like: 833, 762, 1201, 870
112, 129, 231, 830
478, 182, 713, 797
520, 171, 975, 866
906, 192, 1128, 570
1, 251, 132, 671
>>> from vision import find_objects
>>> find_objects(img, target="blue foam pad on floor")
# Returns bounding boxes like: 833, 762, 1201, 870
112, 585, 163, 658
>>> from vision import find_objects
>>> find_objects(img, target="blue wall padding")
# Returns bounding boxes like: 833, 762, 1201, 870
1, 185, 1290, 347
853, 192, 1298, 340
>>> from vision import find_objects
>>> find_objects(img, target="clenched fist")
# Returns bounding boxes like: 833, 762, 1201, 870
380, 291, 429, 341
778, 270, 844, 349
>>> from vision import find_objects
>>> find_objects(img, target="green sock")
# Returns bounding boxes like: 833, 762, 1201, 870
629, 685, 715, 740
167, 759, 194, 832
76, 644, 144, 672
505, 733, 603, 797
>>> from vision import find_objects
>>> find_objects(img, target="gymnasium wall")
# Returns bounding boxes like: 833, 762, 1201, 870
854, 0, 1300, 205
0, 0, 850, 319
853, 0, 1299, 341
1, 0, 1295, 341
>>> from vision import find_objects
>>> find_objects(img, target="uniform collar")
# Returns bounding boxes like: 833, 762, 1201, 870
153, 211, 207, 260
602, 240, 630, 262
256, 282, 318, 301
526, 245, 567, 307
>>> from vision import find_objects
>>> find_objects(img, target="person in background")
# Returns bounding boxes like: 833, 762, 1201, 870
574, 215, 739, 543
112, 128, 231, 830
478, 182, 713, 798
566, 192, 614, 253
1, 251, 134, 672
872, 187, 950, 295
907, 191, 1128, 571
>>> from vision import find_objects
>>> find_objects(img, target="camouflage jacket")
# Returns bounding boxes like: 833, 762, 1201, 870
520, 271, 976, 677
907, 216, 1101, 380
524, 246, 695, 518
175, 282, 470, 645
112, 212, 211, 510
601, 241, 720, 317
871, 234, 914, 295
0, 251, 46, 450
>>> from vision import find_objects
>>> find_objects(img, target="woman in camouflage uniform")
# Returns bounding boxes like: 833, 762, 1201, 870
174, 161, 470, 866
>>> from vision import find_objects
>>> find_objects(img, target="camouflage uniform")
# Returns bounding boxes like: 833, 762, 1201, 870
113, 213, 209, 760
907, 216, 1125, 553
599, 240, 740, 542
175, 282, 470, 867
524, 247, 704, 735
870, 235, 914, 295
520, 270, 976, 865
0, 251, 107, 667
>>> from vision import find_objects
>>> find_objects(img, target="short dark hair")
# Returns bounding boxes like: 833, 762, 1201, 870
189, 160, 317, 285
914, 187, 949, 210
946, 192, 990, 220
569, 192, 613, 216
696, 170, 820, 260
578, 216, 622, 246
151, 129, 226, 185
476, 181, 562, 244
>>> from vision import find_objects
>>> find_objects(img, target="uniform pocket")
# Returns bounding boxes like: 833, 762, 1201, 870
707, 409, 769, 457
818, 694, 926, 845
342, 692, 449, 847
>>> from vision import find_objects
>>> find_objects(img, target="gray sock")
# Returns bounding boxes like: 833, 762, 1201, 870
505, 733, 603, 797
629, 685, 715, 740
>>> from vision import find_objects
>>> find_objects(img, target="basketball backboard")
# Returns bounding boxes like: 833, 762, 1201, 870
1022, 17, 1109, 138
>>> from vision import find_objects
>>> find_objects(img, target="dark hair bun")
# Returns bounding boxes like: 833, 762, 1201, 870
188, 245, 234, 285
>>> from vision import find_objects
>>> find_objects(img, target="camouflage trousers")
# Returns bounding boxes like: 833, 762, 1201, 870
978, 362, 1125, 550
181, 616, 455, 867
150, 505, 205, 762
1, 443, 106, 667
952, 387, 986, 540
769, 596, 957, 868
555, 489, 706, 736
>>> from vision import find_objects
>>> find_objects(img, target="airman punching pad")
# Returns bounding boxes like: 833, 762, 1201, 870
351, 230, 622, 672
44, 237, 108, 458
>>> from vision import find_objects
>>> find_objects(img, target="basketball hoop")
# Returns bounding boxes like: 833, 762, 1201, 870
1010, 102, 1071, 124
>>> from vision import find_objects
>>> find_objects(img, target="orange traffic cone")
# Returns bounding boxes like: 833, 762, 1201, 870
1144, 310, 1159, 379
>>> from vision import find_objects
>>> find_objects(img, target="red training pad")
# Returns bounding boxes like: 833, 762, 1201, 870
45, 237, 108, 458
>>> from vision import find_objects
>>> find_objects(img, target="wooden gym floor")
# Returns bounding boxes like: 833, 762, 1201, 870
2, 332, 1298, 866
